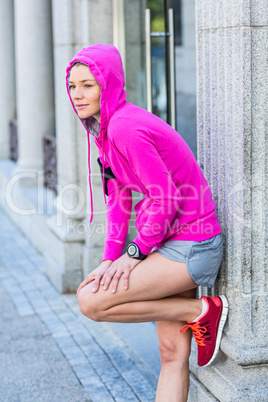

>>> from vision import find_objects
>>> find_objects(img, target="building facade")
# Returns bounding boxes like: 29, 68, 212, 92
0, 0, 267, 400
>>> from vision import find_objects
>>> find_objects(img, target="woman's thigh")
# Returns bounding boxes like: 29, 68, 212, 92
78, 251, 198, 310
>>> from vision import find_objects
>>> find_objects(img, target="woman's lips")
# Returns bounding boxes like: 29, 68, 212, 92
76, 104, 88, 110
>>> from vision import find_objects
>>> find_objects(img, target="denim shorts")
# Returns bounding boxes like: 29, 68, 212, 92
155, 234, 223, 288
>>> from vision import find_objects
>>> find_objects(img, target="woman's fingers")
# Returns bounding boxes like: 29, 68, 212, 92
111, 271, 123, 294
110, 264, 131, 293
123, 267, 131, 290
76, 260, 114, 296
76, 274, 94, 296
77, 255, 138, 296
91, 272, 103, 293
102, 262, 123, 292
102, 266, 117, 291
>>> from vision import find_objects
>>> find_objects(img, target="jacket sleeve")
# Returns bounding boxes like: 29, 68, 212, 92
111, 129, 182, 255
102, 174, 132, 262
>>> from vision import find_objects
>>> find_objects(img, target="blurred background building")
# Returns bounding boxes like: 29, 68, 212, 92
0, 0, 267, 400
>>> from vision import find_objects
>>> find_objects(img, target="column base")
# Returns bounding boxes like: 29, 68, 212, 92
45, 252, 82, 294
188, 373, 217, 402
13, 162, 44, 187
45, 216, 85, 293
83, 242, 104, 278
0, 160, 85, 294
189, 341, 268, 401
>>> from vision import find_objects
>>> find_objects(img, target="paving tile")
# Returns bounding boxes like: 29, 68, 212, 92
72, 363, 96, 380
107, 380, 139, 401
87, 390, 115, 402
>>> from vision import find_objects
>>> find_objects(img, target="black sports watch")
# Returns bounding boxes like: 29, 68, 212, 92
127, 242, 147, 260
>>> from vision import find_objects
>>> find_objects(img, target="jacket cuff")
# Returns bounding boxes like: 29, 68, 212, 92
102, 240, 125, 262
132, 236, 152, 256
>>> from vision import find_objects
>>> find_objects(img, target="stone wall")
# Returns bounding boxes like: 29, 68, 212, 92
190, 0, 268, 400
175, 0, 197, 156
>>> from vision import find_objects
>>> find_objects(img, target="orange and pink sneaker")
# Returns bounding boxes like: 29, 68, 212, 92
180, 295, 228, 367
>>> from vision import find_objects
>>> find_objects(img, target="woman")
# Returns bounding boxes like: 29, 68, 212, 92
66, 44, 228, 401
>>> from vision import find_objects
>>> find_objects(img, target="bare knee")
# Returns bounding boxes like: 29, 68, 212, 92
158, 333, 191, 367
77, 287, 104, 322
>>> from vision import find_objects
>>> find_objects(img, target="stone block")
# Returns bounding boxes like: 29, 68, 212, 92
196, 0, 267, 31
47, 216, 78, 241
26, 215, 53, 255
251, 0, 268, 26
88, 0, 113, 44
125, 43, 144, 104
188, 374, 217, 401
76, 117, 88, 185
45, 227, 83, 272
0, 168, 58, 263
52, 0, 74, 46
190, 347, 268, 401
251, 29, 268, 256
221, 335, 268, 366
53, 47, 79, 185
83, 243, 103, 278
45, 251, 82, 293
125, 0, 144, 43
15, 0, 54, 172
196, 0, 251, 30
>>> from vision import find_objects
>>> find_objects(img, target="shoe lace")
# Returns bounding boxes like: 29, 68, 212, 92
180, 322, 208, 346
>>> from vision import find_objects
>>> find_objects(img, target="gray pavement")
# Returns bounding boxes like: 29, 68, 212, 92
0, 209, 160, 402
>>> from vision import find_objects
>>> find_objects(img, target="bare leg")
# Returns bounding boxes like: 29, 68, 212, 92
77, 251, 201, 323
78, 253, 199, 401
155, 290, 196, 402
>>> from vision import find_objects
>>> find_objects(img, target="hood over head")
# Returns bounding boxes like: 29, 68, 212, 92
66, 44, 127, 138
66, 44, 127, 223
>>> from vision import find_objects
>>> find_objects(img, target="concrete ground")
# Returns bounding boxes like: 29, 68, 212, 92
0, 208, 160, 402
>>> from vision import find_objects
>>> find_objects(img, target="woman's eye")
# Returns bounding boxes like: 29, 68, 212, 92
69, 85, 75, 91
85, 84, 92, 88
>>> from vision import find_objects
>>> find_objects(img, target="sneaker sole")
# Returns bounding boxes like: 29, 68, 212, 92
203, 295, 229, 367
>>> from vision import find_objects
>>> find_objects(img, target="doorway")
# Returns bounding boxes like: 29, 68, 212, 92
122, 0, 197, 155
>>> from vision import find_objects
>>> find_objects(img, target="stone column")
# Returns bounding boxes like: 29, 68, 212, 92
14, 0, 54, 177
82, 0, 114, 278
0, 0, 16, 159
189, 1, 268, 400
175, 0, 197, 156
45, 0, 88, 292
123, 0, 146, 107
46, 0, 113, 291
113, 0, 126, 73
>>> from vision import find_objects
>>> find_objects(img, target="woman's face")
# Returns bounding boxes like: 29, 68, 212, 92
69, 65, 101, 122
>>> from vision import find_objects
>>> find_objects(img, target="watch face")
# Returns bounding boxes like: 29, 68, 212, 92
128, 245, 136, 256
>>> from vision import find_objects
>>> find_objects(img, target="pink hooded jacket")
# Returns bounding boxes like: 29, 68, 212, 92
66, 44, 221, 261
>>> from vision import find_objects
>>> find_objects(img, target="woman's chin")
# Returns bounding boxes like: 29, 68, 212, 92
77, 110, 90, 119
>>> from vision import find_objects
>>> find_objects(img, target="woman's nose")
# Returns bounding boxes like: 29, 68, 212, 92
73, 87, 83, 99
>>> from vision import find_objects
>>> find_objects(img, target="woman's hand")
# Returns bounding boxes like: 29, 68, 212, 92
76, 259, 113, 297
101, 253, 141, 294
